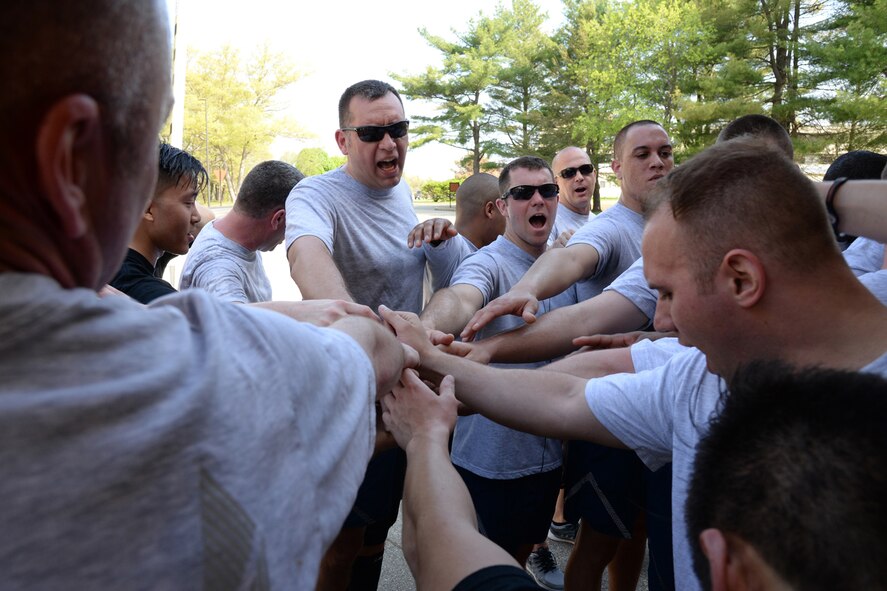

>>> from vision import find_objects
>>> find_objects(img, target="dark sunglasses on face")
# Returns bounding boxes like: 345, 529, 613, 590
558, 164, 595, 179
503, 183, 559, 201
340, 120, 410, 143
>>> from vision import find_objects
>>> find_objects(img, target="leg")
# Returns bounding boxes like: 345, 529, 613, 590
564, 523, 619, 591
607, 512, 647, 591
315, 526, 365, 591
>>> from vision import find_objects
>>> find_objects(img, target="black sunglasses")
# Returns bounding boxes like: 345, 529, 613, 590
503, 183, 559, 201
341, 120, 410, 143
558, 164, 595, 179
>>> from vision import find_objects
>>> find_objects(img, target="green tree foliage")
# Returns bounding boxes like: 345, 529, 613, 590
394, 16, 508, 174
289, 148, 346, 177
396, 0, 884, 179
183, 44, 305, 202
419, 179, 462, 202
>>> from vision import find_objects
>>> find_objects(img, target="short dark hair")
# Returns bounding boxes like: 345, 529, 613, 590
234, 160, 304, 218
156, 143, 208, 196
687, 361, 887, 591
498, 156, 553, 196
717, 114, 794, 159
823, 150, 887, 181
456, 173, 500, 220
338, 80, 403, 128
613, 120, 663, 160
645, 137, 839, 289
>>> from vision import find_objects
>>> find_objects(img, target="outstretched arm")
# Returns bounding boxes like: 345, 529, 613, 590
382, 373, 521, 591
253, 299, 379, 326
471, 290, 649, 364
461, 243, 601, 341
287, 236, 352, 301
329, 315, 417, 398
819, 180, 887, 243
419, 284, 486, 337
380, 306, 624, 446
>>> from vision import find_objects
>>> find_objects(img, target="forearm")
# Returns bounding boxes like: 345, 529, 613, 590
823, 180, 887, 242
420, 351, 619, 445
330, 316, 404, 396
420, 288, 478, 335
513, 245, 596, 301
403, 432, 515, 591
484, 291, 649, 363
287, 238, 353, 301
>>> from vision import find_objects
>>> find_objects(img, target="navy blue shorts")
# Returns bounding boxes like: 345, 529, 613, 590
644, 463, 675, 591
562, 441, 645, 538
454, 565, 543, 590
343, 447, 406, 531
456, 466, 561, 556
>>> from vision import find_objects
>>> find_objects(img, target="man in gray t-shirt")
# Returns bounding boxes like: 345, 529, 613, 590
284, 80, 461, 590
548, 146, 597, 247
421, 156, 576, 573
181, 161, 303, 303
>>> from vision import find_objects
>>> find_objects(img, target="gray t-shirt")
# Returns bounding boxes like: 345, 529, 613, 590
180, 221, 272, 303
860, 270, 887, 305
843, 237, 885, 276
605, 256, 658, 321
567, 201, 645, 302
285, 166, 460, 313
450, 236, 578, 479
0, 273, 377, 589
585, 347, 887, 591
548, 203, 594, 245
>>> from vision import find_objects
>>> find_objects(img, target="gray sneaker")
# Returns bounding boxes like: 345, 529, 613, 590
547, 520, 578, 544
526, 547, 565, 591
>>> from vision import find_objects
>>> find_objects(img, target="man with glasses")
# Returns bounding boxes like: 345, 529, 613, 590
284, 79, 461, 590
419, 157, 577, 586
549, 146, 597, 247
456, 121, 675, 591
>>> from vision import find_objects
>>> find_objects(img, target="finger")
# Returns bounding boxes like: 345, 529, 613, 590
428, 329, 454, 346
432, 219, 447, 240
402, 343, 420, 369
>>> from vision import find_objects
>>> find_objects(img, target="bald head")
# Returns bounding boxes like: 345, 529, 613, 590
455, 173, 505, 249
0, 0, 173, 288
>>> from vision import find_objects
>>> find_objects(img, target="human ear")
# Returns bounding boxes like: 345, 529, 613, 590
495, 198, 507, 217
721, 249, 765, 308
335, 129, 348, 155
484, 201, 496, 219
699, 528, 730, 591
36, 94, 102, 239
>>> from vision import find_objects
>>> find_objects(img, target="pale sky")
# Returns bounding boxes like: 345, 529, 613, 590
169, 0, 565, 179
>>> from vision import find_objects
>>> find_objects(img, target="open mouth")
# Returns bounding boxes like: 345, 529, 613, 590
529, 214, 547, 229
377, 159, 398, 173
574, 185, 588, 195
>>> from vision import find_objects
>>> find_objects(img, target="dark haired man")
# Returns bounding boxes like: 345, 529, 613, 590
0, 1, 412, 588
285, 79, 461, 589
180, 160, 304, 303
378, 137, 887, 590
716, 114, 793, 159
687, 363, 887, 591
459, 122, 674, 591
110, 143, 208, 303
420, 157, 573, 588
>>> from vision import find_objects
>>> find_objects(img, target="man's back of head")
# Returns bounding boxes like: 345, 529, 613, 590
235, 161, 304, 219
455, 173, 504, 249
717, 114, 793, 160
824, 150, 887, 182
0, 0, 172, 289
687, 361, 887, 590
645, 136, 838, 283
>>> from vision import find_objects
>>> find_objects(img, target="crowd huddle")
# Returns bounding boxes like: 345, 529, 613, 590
2, 2, 887, 591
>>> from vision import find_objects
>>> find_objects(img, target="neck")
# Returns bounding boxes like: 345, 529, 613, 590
214, 210, 263, 251
563, 200, 590, 216
504, 229, 546, 259
739, 269, 887, 372
617, 192, 643, 213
